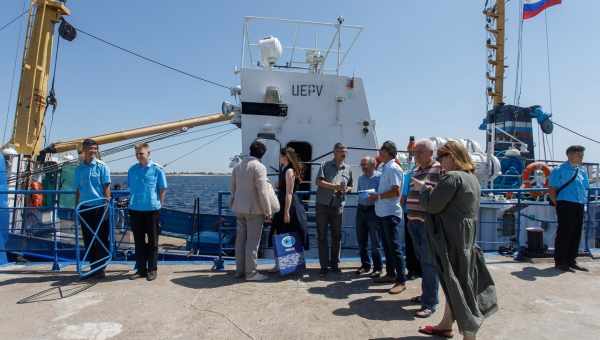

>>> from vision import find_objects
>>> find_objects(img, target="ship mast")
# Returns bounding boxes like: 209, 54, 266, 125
9, 0, 70, 158
484, 0, 506, 157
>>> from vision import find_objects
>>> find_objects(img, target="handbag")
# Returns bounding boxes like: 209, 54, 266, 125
266, 180, 280, 214
273, 232, 305, 276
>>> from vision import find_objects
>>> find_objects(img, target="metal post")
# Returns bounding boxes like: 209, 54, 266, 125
584, 193, 591, 255
74, 205, 80, 273
212, 192, 225, 271
51, 191, 59, 271
515, 191, 523, 260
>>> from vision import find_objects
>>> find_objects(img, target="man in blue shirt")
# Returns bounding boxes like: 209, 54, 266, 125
127, 143, 167, 281
549, 145, 590, 272
75, 139, 112, 278
355, 156, 383, 277
369, 141, 407, 295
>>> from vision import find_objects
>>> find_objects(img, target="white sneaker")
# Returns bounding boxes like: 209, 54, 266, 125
246, 273, 268, 281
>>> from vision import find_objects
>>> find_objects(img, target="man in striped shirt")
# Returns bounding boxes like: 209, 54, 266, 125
406, 139, 441, 318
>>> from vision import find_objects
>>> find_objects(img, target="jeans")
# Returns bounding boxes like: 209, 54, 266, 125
407, 219, 439, 310
355, 205, 383, 271
380, 215, 406, 284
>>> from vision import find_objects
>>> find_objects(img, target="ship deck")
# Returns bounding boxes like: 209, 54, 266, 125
0, 256, 599, 340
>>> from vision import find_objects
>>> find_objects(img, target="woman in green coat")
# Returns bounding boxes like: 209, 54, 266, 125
412, 141, 497, 339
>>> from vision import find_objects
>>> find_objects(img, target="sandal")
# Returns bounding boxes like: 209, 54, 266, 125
418, 325, 453, 338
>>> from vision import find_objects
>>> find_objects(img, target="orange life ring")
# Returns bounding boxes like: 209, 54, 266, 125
522, 162, 551, 198
30, 181, 43, 207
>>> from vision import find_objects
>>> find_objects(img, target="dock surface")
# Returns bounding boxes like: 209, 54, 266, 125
1, 257, 599, 340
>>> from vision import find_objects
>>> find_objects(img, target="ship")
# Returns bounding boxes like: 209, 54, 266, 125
1, 0, 598, 274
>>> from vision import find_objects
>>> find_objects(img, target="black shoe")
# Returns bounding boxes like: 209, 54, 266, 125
556, 265, 575, 273
355, 267, 370, 275
319, 268, 328, 277
330, 266, 341, 273
570, 264, 589, 272
369, 270, 382, 278
129, 272, 147, 280
146, 271, 157, 281
93, 270, 106, 279
373, 274, 396, 283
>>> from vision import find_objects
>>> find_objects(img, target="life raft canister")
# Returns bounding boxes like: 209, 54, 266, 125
30, 181, 43, 207
521, 161, 551, 198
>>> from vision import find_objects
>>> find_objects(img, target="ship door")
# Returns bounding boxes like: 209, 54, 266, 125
286, 141, 312, 192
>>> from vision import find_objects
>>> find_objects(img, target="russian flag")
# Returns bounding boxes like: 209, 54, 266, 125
523, 0, 562, 20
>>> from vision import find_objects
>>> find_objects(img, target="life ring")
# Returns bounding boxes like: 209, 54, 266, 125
30, 181, 43, 207
522, 162, 551, 198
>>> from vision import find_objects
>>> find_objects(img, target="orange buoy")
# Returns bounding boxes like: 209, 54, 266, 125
30, 181, 43, 207
521, 162, 551, 198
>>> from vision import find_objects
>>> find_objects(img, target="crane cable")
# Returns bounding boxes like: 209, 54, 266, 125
71, 24, 233, 91
0, 9, 28, 33
2, 2, 27, 144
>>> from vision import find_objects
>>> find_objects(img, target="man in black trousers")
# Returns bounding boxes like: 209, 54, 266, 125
127, 143, 167, 281
549, 145, 590, 272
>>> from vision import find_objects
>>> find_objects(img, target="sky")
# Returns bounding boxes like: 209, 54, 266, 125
1, 0, 598, 172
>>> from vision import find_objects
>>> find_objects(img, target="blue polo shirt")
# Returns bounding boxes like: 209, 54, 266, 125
549, 162, 589, 204
127, 161, 167, 211
74, 158, 111, 206
357, 171, 381, 206
375, 159, 404, 218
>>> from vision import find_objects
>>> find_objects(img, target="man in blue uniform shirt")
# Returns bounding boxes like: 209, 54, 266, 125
128, 143, 167, 281
549, 145, 590, 272
75, 139, 112, 278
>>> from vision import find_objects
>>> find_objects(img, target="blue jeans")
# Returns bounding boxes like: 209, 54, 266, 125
380, 215, 406, 284
407, 219, 439, 310
355, 205, 383, 271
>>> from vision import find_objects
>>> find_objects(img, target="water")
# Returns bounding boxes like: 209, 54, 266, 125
112, 175, 230, 214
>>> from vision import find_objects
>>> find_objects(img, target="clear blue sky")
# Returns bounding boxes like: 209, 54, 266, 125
1, 0, 598, 172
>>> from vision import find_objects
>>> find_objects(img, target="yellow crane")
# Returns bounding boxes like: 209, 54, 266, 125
8, 0, 235, 161
9, 0, 70, 158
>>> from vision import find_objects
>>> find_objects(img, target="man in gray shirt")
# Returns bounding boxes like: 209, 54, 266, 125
316, 142, 353, 276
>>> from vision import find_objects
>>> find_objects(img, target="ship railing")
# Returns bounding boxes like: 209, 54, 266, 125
241, 16, 364, 75
0, 189, 134, 276
215, 187, 600, 267
0, 189, 79, 271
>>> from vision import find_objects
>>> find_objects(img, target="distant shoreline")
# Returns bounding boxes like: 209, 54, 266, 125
112, 173, 231, 177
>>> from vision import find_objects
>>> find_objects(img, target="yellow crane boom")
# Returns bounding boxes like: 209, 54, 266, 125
42, 112, 235, 154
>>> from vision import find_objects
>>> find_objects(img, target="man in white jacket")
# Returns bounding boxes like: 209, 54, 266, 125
230, 140, 277, 281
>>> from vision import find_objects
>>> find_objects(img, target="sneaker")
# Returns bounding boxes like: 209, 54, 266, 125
355, 267, 370, 275
415, 307, 435, 318
146, 271, 157, 281
388, 282, 407, 295
373, 275, 396, 283
369, 270, 382, 278
246, 273, 268, 281
129, 272, 147, 280
570, 264, 589, 272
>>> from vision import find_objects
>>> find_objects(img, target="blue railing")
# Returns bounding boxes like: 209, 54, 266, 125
216, 187, 600, 264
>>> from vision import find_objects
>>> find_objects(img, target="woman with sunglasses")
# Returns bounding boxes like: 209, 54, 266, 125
411, 141, 497, 340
